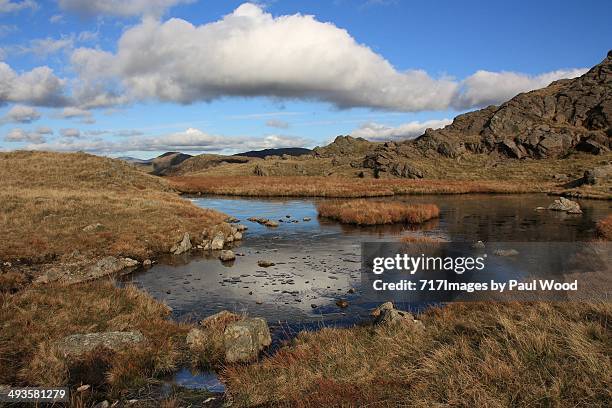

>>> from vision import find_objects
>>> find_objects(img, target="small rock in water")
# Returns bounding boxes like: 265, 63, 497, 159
347, 287, 356, 294
336, 299, 349, 308
547, 197, 582, 214
303, 217, 311, 221
171, 232, 192, 255
494, 249, 519, 257
286, 215, 291, 218
143, 259, 152, 267
311, 304, 318, 308
472, 241, 485, 249
219, 250, 236, 262
257, 260, 275, 267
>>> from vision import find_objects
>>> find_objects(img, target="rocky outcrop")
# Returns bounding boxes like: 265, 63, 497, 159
56, 331, 145, 358
363, 144, 424, 178
151, 152, 193, 175
313, 135, 376, 158
411, 51, 612, 159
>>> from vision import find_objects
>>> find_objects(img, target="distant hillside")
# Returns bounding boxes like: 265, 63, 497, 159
234, 147, 312, 158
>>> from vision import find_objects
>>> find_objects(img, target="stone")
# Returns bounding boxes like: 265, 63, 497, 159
87, 257, 139, 280
56, 331, 145, 358
472, 241, 485, 249
582, 164, 612, 185
223, 318, 271, 363
370, 302, 424, 330
233, 231, 243, 241
303, 217, 312, 221
82, 223, 104, 232
494, 249, 519, 257
336, 299, 349, 308
257, 260, 275, 268
171, 232, 192, 255
211, 232, 225, 250
547, 197, 582, 213
235, 224, 248, 232
219, 250, 236, 262
264, 220, 279, 227
201, 310, 240, 329
143, 259, 152, 267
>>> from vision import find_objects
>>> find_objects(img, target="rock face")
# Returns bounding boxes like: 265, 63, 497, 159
313, 135, 376, 158
548, 197, 582, 213
56, 331, 145, 358
363, 143, 424, 178
223, 318, 271, 363
411, 51, 612, 160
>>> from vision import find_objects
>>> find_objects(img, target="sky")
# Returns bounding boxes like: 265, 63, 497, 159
0, 0, 610, 158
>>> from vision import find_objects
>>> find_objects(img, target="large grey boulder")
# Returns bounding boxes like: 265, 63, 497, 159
223, 318, 271, 363
56, 331, 145, 358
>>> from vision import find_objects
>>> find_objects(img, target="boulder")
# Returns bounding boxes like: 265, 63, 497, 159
257, 260, 275, 268
87, 256, 139, 279
171, 232, 192, 255
56, 331, 145, 358
223, 318, 271, 363
210, 232, 225, 250
370, 302, 424, 330
582, 164, 612, 185
219, 250, 236, 262
547, 197, 582, 213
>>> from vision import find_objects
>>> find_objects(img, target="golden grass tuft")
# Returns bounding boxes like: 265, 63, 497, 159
317, 200, 440, 225
222, 302, 612, 407
168, 176, 549, 197
596, 214, 612, 240
0, 281, 191, 395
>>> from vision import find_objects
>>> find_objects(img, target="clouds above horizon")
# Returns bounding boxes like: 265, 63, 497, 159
69, 3, 587, 113
351, 118, 452, 141
58, 0, 192, 18
15, 126, 311, 154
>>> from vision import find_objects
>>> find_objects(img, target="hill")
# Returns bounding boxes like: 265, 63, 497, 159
234, 147, 312, 158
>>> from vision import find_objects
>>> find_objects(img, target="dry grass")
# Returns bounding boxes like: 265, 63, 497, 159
222, 302, 612, 407
597, 215, 612, 240
317, 200, 440, 225
168, 176, 549, 198
0, 281, 191, 396
0, 151, 226, 264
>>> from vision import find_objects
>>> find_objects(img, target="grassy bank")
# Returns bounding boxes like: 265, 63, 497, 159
222, 301, 611, 407
0, 152, 226, 286
0, 281, 190, 396
168, 176, 549, 197
317, 200, 439, 225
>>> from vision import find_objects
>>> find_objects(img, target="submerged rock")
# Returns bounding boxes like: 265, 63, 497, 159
257, 260, 275, 268
336, 299, 349, 308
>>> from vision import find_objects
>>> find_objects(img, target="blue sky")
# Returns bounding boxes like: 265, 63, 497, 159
0, 0, 610, 158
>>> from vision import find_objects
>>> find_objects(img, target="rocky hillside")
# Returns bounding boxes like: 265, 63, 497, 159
359, 51, 611, 179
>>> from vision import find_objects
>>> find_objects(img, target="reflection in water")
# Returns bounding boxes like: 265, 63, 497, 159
123, 194, 609, 329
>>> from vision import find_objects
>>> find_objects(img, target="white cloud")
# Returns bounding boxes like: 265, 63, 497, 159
57, 106, 94, 123
49, 13, 64, 23
60, 127, 81, 137
1, 104, 41, 124
71, 3, 458, 111
0, 0, 37, 13
351, 118, 452, 141
68, 3, 588, 113
452, 68, 588, 109
0, 62, 67, 106
5, 126, 52, 144
25, 127, 310, 153
266, 119, 290, 129
22, 37, 73, 57
58, 0, 192, 17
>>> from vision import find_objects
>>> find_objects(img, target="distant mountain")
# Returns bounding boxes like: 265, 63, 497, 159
234, 147, 312, 158
151, 152, 193, 175
116, 156, 152, 165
